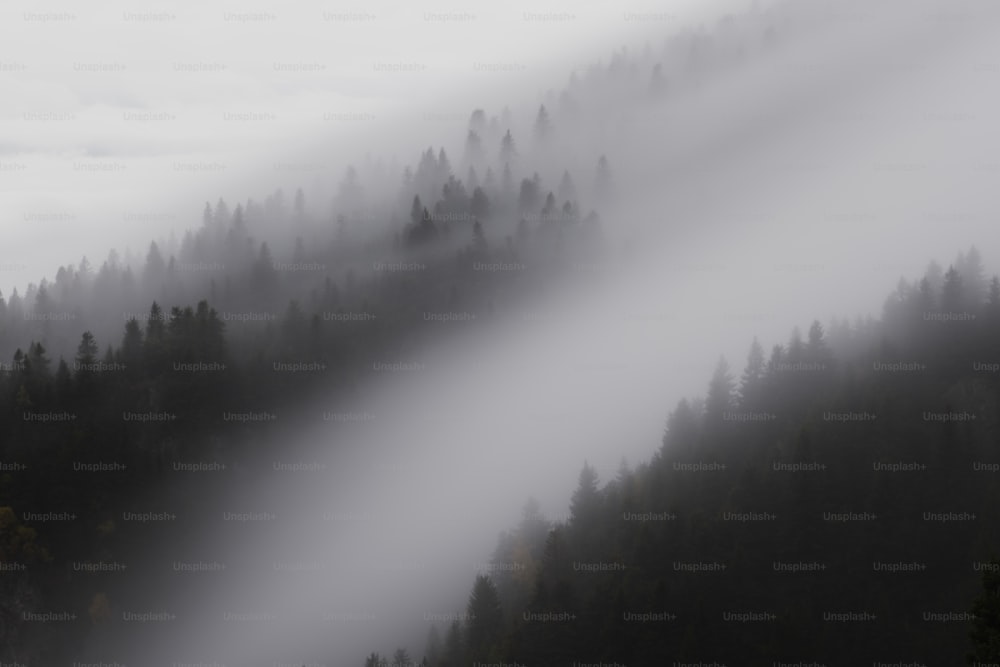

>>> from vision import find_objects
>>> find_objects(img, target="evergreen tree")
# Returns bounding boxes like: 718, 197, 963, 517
957, 245, 986, 305
146, 302, 166, 342
213, 197, 231, 226
704, 356, 735, 423
470, 187, 490, 220
252, 242, 278, 292
739, 337, 765, 407
27, 342, 51, 381
570, 462, 600, 527
805, 320, 830, 366
74, 332, 99, 382
500, 130, 517, 164
437, 148, 452, 179
942, 265, 964, 311
144, 241, 166, 288
120, 319, 143, 375
54, 358, 72, 403
465, 575, 503, 661
533, 105, 552, 143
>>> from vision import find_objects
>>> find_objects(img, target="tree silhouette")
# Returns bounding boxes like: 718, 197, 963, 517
739, 337, 765, 407
465, 575, 503, 661
705, 356, 735, 423
500, 130, 517, 165
533, 105, 551, 143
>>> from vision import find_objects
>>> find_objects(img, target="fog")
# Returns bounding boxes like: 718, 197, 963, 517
0, 0, 731, 296
6, 0, 1000, 663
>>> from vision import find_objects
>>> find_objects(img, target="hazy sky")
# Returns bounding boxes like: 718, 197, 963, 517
0, 0, 736, 295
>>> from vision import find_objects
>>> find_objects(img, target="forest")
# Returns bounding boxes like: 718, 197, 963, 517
0, 153, 607, 662
360, 248, 1000, 665
2, 0, 998, 663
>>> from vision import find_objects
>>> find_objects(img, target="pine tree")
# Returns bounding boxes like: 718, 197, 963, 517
54, 358, 72, 404
146, 302, 166, 342
500, 130, 517, 164
705, 356, 735, 423
74, 332, 99, 381
533, 105, 551, 143
213, 197, 231, 226
941, 265, 964, 311
957, 245, 986, 305
660, 398, 702, 455
540, 192, 557, 222
27, 342, 51, 382
252, 242, 278, 292
739, 337, 765, 407
806, 320, 829, 367
437, 148, 451, 180
570, 462, 600, 527
465, 575, 503, 661
470, 187, 490, 220
144, 241, 166, 288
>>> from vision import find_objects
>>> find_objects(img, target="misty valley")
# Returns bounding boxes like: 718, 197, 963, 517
2, 0, 1000, 665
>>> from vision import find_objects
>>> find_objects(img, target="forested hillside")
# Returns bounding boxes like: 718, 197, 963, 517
363, 248, 1000, 665
3, 1, 994, 663
0, 188, 608, 663
0, 8, 806, 660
